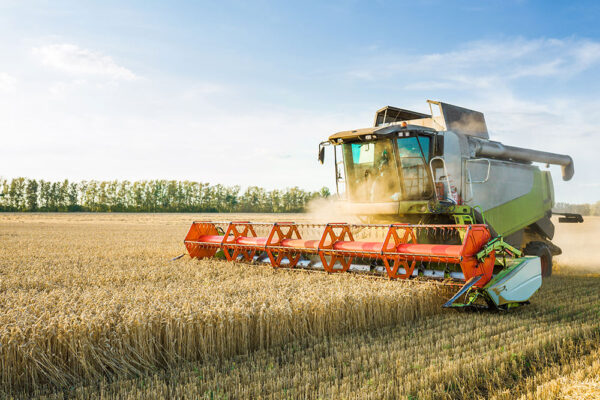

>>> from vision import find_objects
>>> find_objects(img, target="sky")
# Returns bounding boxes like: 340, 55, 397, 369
0, 0, 599, 203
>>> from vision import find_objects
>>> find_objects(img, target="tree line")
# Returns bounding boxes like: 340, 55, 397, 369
0, 178, 330, 213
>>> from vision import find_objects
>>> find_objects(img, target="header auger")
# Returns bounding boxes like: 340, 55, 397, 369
184, 221, 542, 309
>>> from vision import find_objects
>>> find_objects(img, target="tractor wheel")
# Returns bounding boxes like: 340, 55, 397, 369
524, 241, 553, 278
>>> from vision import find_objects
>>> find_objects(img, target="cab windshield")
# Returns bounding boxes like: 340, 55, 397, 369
341, 135, 433, 202
342, 140, 400, 202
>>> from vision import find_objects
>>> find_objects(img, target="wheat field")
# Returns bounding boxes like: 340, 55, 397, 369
1, 213, 599, 399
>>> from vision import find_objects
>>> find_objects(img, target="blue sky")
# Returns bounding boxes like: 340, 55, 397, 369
0, 0, 599, 202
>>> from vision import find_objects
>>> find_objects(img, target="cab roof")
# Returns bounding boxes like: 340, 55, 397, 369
328, 124, 436, 143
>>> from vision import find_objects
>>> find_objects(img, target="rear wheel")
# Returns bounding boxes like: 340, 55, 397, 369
524, 241, 553, 278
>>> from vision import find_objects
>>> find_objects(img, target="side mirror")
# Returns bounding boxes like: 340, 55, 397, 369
318, 143, 326, 164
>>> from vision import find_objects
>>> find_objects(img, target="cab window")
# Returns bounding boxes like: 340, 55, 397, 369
342, 140, 400, 202
397, 136, 433, 199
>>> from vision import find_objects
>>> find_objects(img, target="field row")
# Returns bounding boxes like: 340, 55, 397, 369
20, 274, 600, 399
502, 347, 600, 400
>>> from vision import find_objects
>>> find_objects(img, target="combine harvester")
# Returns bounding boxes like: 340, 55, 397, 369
184, 100, 582, 309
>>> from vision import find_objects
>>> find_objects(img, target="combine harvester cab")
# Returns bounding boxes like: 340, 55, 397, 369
185, 100, 579, 310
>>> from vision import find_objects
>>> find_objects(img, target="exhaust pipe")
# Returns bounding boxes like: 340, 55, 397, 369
471, 139, 574, 181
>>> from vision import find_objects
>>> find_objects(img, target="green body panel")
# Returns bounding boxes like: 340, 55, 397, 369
479, 170, 554, 236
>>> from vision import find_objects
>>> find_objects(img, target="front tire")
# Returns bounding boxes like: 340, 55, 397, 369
524, 241, 553, 278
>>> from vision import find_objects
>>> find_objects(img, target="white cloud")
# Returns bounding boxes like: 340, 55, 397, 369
0, 72, 17, 92
348, 37, 600, 90
33, 44, 137, 80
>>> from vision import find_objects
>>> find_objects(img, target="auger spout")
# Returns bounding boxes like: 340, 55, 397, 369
470, 138, 574, 181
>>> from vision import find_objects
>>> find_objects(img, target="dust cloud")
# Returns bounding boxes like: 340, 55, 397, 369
553, 216, 600, 272
305, 197, 362, 224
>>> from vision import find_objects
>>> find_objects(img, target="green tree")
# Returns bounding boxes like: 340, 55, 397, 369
0, 178, 8, 211
58, 180, 69, 211
26, 179, 39, 211
239, 186, 268, 212
9, 178, 27, 211
68, 182, 80, 211
319, 187, 331, 198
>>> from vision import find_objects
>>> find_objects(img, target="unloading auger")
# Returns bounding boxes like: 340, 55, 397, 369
184, 221, 543, 309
